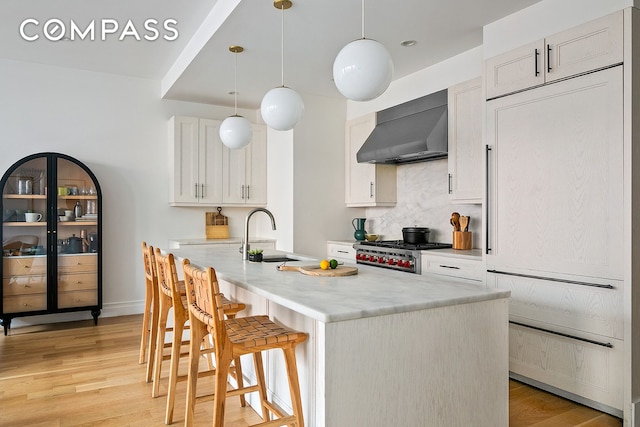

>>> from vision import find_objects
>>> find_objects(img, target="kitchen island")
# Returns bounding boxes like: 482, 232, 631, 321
171, 245, 510, 427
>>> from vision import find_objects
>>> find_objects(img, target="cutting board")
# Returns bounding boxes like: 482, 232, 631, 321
277, 265, 358, 277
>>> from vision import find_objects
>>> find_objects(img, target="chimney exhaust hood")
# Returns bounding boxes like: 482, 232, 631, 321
356, 89, 448, 164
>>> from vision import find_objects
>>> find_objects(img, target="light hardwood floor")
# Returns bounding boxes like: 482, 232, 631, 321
0, 315, 623, 426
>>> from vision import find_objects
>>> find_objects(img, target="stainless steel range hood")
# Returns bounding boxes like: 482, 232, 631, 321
356, 89, 448, 164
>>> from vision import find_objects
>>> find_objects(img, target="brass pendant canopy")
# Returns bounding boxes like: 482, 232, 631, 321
229, 45, 244, 53
274, 0, 292, 10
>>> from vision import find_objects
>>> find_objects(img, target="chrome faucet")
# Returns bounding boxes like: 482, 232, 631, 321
242, 208, 276, 260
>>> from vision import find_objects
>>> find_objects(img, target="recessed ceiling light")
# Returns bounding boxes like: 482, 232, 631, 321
400, 40, 417, 47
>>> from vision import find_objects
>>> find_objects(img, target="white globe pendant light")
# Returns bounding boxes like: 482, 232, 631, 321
220, 45, 253, 150
261, 86, 304, 131
220, 115, 253, 149
333, 0, 394, 101
260, 0, 304, 131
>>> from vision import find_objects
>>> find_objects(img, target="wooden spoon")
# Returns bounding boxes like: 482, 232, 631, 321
451, 212, 460, 231
459, 216, 469, 232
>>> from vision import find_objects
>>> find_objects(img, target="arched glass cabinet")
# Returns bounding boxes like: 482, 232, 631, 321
1, 153, 102, 335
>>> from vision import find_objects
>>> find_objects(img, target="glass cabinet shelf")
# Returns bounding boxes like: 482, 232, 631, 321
3, 194, 47, 199
57, 195, 98, 200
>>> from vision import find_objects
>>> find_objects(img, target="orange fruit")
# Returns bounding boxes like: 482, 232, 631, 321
319, 259, 330, 270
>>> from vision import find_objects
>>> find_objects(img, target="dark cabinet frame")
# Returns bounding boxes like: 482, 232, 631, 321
0, 152, 102, 335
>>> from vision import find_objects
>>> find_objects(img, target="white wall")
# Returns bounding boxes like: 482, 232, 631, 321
292, 93, 349, 257
0, 59, 267, 327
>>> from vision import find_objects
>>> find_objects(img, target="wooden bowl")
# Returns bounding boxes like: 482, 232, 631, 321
364, 234, 379, 241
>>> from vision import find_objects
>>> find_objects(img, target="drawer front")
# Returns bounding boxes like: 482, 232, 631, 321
58, 273, 97, 292
58, 290, 97, 309
3, 294, 47, 313
2, 256, 47, 276
3, 275, 47, 296
327, 243, 356, 261
58, 254, 97, 273
489, 272, 623, 340
423, 255, 483, 281
509, 322, 623, 410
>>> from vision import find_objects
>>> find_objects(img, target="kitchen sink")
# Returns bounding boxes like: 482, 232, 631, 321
262, 256, 299, 263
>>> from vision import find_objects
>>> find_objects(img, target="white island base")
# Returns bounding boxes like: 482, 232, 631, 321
220, 280, 508, 427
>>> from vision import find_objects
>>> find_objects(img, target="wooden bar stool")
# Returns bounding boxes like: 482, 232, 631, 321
153, 250, 246, 425
139, 242, 159, 383
182, 259, 308, 427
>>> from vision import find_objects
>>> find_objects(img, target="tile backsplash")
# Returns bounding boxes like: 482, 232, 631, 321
364, 159, 483, 247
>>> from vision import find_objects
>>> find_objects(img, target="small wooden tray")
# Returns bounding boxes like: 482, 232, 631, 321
277, 265, 358, 277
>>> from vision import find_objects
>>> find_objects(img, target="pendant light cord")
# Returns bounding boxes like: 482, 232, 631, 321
280, 3, 285, 87
361, 0, 365, 39
233, 50, 238, 114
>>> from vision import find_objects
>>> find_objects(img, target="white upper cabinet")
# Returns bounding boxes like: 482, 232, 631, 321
486, 11, 623, 99
169, 117, 267, 207
222, 124, 267, 206
344, 113, 396, 207
447, 77, 483, 203
486, 66, 623, 280
169, 116, 223, 206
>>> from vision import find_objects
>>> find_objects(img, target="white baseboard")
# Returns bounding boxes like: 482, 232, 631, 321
7, 300, 145, 329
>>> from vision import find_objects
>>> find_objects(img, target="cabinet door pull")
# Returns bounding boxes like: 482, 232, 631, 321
246, 185, 250, 200
534, 48, 540, 76
448, 173, 452, 194
370, 182, 374, 198
439, 265, 460, 270
241, 185, 245, 199
486, 269, 614, 289
194, 183, 198, 199
337, 250, 349, 254
546, 44, 552, 73
485, 145, 492, 254
509, 321, 613, 348
201, 184, 205, 199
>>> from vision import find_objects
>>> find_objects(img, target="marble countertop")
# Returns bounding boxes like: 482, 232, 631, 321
168, 237, 276, 245
170, 246, 509, 324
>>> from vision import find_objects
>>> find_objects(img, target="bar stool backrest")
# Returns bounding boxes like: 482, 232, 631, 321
182, 260, 227, 349
155, 249, 184, 315
142, 242, 157, 288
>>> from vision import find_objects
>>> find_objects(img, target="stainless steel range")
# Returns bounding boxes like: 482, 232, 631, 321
354, 240, 452, 274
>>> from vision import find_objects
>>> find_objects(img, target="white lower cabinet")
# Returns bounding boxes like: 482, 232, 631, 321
326, 241, 356, 263
509, 323, 623, 412
422, 253, 483, 282
488, 269, 624, 414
